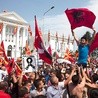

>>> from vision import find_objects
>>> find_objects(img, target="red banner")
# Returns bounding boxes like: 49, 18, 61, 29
34, 16, 52, 64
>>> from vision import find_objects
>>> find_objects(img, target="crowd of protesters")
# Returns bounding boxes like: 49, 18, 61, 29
0, 57, 98, 98
0, 28, 98, 98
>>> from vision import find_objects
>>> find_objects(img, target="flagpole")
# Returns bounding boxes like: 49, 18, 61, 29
22, 55, 25, 72
36, 49, 39, 72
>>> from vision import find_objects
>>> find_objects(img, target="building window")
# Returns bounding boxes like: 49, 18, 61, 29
6, 27, 8, 33
6, 26, 13, 35
7, 45, 12, 57
12, 35, 14, 42
7, 50, 11, 57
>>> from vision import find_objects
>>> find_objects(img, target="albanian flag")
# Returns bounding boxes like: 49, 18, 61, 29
65, 8, 96, 30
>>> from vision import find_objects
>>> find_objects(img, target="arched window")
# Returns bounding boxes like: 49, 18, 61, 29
7, 45, 12, 57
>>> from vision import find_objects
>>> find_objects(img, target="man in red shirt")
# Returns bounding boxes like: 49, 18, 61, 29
0, 81, 11, 98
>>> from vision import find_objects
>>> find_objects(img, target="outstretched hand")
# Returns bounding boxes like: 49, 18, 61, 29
72, 64, 77, 71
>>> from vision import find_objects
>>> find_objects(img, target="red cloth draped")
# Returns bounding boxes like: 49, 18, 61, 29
47, 45, 52, 56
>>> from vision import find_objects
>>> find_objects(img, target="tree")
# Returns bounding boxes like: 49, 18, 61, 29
82, 31, 92, 43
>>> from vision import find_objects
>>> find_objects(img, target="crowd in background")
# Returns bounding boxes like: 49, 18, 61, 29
0, 58, 98, 98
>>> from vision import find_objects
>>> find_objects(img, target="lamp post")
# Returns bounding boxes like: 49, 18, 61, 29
43, 6, 54, 16
43, 6, 54, 33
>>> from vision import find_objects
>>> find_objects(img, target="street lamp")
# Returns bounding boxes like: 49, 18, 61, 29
43, 6, 55, 16
43, 6, 55, 33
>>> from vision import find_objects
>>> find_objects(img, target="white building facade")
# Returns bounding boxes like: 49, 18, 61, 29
0, 11, 29, 59
31, 32, 74, 58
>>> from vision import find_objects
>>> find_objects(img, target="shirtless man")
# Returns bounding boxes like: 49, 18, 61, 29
86, 73, 98, 88
68, 67, 86, 98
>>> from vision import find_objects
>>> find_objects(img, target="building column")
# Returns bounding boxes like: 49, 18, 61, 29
22, 28, 26, 48
1, 23, 6, 43
21, 27, 26, 56
15, 26, 20, 58
1, 23, 7, 55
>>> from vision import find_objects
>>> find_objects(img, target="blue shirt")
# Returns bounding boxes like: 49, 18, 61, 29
78, 44, 89, 64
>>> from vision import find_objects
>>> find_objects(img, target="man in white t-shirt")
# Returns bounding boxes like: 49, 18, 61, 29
47, 68, 75, 98
0, 66, 7, 82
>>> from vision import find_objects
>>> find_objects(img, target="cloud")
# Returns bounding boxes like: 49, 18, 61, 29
42, 14, 71, 37
87, 0, 98, 29
38, 0, 98, 38
38, 13, 71, 38
31, 1, 98, 51
39, 13, 70, 36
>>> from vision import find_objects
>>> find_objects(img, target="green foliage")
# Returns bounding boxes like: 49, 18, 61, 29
82, 31, 92, 42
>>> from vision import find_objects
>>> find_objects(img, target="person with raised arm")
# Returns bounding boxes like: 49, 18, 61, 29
71, 28, 96, 68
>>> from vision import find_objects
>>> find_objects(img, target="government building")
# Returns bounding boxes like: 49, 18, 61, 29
41, 32, 74, 57
0, 11, 29, 59
0, 11, 74, 60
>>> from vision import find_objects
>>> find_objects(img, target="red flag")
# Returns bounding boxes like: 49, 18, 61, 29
13, 26, 18, 35
6, 58, 15, 74
34, 16, 52, 64
0, 41, 9, 61
65, 8, 96, 30
64, 48, 75, 63
15, 63, 22, 76
0, 41, 9, 73
89, 33, 98, 54
25, 40, 31, 56
0, 23, 3, 33
0, 42, 16, 74
47, 44, 52, 56
0, 45, 4, 57
28, 25, 32, 36
6, 58, 22, 75
0, 58, 3, 65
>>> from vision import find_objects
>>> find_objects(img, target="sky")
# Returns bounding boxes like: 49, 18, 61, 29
0, 0, 98, 39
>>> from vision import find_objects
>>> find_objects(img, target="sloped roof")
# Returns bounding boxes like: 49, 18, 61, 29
0, 11, 28, 25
